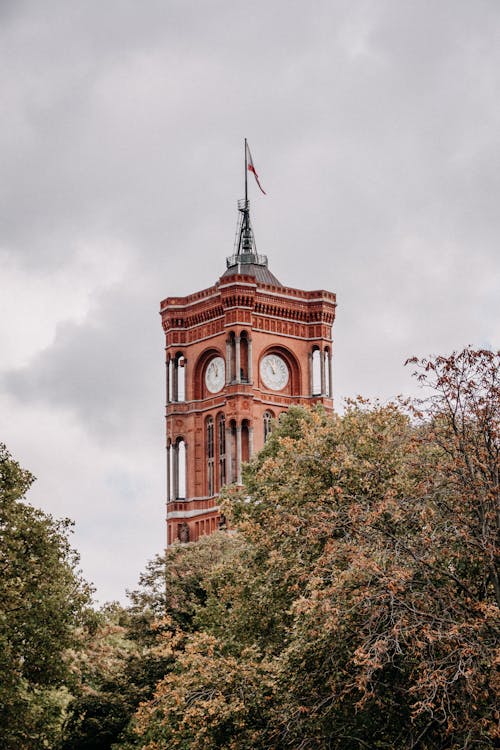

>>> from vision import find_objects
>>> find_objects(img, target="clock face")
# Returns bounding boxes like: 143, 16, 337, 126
260, 354, 289, 391
205, 356, 225, 393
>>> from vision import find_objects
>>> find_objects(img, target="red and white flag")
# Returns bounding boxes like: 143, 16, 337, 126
246, 141, 266, 194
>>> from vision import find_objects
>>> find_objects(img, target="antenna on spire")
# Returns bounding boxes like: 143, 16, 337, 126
235, 138, 266, 257
244, 136, 248, 206
226, 140, 269, 270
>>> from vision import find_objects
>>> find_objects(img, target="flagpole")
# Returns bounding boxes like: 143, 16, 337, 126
244, 137, 248, 206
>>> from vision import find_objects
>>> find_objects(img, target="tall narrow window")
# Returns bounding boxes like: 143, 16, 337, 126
206, 417, 214, 496
166, 440, 172, 500
240, 332, 249, 382
312, 347, 321, 396
230, 420, 237, 482
177, 354, 186, 402
242, 419, 250, 462
176, 438, 186, 499
172, 353, 186, 402
325, 347, 332, 397
263, 411, 273, 443
166, 357, 171, 404
218, 413, 226, 489
228, 332, 236, 382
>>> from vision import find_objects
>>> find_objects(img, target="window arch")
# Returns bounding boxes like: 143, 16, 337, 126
166, 438, 172, 500
241, 419, 250, 463
206, 416, 214, 496
169, 437, 186, 499
325, 346, 333, 397
240, 331, 249, 383
217, 413, 226, 489
226, 330, 252, 384
166, 355, 171, 403
229, 419, 237, 483
227, 332, 236, 382
263, 410, 274, 443
169, 352, 186, 402
312, 346, 321, 396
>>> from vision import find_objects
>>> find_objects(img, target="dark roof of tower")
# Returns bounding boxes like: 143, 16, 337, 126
221, 251, 282, 286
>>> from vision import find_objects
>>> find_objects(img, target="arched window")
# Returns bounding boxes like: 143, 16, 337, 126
325, 346, 332, 397
177, 354, 186, 402
227, 332, 236, 382
172, 438, 186, 499
218, 413, 226, 489
206, 416, 214, 496
263, 411, 273, 443
166, 439, 172, 500
171, 353, 186, 402
230, 419, 237, 483
166, 356, 171, 403
240, 332, 249, 382
312, 347, 321, 396
242, 419, 250, 463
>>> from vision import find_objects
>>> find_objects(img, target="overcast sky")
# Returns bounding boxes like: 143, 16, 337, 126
1, 0, 499, 603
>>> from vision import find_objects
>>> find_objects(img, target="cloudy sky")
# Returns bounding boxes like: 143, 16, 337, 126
1, 0, 499, 603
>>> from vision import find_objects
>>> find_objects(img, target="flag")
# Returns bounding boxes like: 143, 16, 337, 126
246, 141, 266, 194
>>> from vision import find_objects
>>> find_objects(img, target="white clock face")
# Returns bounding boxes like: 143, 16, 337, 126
205, 356, 225, 393
260, 354, 289, 391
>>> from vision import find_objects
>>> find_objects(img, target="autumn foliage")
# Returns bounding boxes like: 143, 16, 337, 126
3, 348, 497, 749
129, 348, 499, 749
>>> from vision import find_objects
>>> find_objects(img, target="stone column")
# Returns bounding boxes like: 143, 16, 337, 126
166, 359, 170, 404
308, 352, 314, 396
247, 338, 253, 383
235, 336, 241, 384
248, 425, 254, 458
226, 340, 232, 384
320, 350, 326, 396
226, 427, 232, 483
236, 424, 242, 484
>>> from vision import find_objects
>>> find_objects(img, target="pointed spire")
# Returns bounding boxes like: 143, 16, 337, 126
235, 138, 262, 259
236, 199, 256, 257
221, 141, 281, 285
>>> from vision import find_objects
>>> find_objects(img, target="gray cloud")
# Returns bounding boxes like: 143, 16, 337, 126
3, 280, 163, 441
1, 0, 499, 601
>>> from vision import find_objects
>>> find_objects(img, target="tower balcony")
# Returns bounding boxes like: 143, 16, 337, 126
225, 252, 268, 267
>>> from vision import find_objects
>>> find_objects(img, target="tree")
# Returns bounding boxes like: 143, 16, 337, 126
60, 536, 242, 750
0, 443, 93, 749
407, 347, 500, 607
129, 348, 499, 749
125, 534, 278, 750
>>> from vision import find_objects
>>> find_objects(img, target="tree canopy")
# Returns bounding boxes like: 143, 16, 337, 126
2, 348, 498, 749
130, 348, 499, 749
0, 443, 93, 749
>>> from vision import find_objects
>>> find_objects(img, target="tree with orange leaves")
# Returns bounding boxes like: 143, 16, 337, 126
127, 349, 499, 750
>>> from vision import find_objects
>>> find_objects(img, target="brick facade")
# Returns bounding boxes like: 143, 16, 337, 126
160, 264, 336, 545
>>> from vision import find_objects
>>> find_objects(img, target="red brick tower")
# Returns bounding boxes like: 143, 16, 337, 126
160, 196, 336, 545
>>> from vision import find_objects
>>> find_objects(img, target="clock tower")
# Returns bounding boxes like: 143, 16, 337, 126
160, 198, 336, 545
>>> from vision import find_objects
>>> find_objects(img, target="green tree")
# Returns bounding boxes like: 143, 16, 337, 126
59, 603, 150, 750
0, 443, 93, 749
61, 534, 245, 750
130, 348, 499, 749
